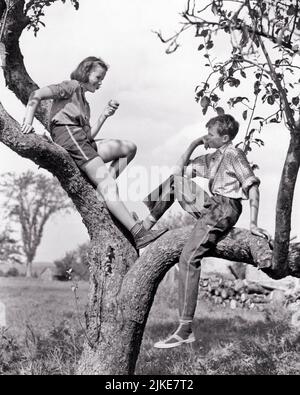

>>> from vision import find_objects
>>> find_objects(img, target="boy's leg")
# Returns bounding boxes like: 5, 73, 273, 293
179, 196, 241, 322
154, 196, 242, 348
143, 175, 176, 227
143, 175, 209, 230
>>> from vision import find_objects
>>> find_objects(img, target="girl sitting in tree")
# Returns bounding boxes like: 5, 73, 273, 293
22, 56, 167, 249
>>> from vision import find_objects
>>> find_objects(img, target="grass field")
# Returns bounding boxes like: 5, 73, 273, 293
0, 276, 299, 375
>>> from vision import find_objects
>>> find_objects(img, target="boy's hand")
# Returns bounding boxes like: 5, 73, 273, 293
203, 135, 210, 149
21, 122, 34, 134
250, 224, 272, 242
103, 100, 119, 118
191, 135, 208, 149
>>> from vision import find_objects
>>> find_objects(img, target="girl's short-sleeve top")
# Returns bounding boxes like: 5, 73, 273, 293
48, 80, 91, 130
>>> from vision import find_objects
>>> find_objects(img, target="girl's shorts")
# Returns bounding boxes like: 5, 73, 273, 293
51, 125, 99, 167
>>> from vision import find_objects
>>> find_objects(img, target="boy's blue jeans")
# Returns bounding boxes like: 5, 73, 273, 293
179, 194, 242, 321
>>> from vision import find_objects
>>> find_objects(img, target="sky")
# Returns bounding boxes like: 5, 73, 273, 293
0, 0, 300, 263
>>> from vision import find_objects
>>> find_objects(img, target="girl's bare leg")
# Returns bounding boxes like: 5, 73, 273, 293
81, 155, 136, 230
95, 139, 137, 179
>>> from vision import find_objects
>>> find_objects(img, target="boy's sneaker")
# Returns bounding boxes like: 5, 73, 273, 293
131, 221, 168, 249
134, 227, 168, 249
154, 322, 195, 349
154, 332, 195, 349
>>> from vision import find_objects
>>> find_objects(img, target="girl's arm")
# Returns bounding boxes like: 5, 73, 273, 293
22, 87, 55, 134
91, 100, 119, 140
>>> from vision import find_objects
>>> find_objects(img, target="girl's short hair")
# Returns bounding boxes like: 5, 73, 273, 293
70, 56, 109, 83
206, 114, 239, 140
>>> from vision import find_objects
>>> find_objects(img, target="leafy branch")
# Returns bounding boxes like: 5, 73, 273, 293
24, 0, 79, 35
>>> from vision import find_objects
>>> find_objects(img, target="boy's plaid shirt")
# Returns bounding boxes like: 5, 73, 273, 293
188, 142, 260, 200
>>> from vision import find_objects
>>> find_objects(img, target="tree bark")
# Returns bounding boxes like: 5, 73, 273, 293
258, 36, 300, 277
272, 134, 300, 277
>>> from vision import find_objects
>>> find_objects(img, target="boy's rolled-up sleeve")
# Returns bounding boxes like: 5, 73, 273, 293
231, 148, 260, 197
47, 80, 79, 100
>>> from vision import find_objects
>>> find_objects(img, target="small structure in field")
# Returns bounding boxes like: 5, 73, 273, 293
40, 267, 56, 281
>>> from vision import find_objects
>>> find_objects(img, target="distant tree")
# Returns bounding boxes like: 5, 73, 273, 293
0, 171, 72, 277
54, 242, 89, 281
0, 228, 22, 265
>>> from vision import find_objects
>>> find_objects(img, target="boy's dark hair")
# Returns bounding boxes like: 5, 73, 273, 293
206, 114, 239, 140
70, 56, 109, 83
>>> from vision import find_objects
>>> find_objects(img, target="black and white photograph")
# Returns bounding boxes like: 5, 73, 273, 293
0, 0, 300, 377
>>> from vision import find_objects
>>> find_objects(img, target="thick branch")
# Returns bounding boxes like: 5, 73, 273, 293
0, 99, 120, 240
1, 0, 49, 124
116, 225, 300, 373
258, 36, 296, 131
121, 225, 300, 324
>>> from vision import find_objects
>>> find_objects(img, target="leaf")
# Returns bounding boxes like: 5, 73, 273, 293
211, 2, 218, 15
198, 44, 205, 51
292, 97, 300, 106
228, 96, 250, 107
254, 81, 261, 95
210, 94, 219, 103
240, 27, 249, 48
202, 106, 208, 115
216, 107, 225, 115
240, 70, 246, 78
206, 40, 214, 50
166, 40, 179, 54
242, 110, 248, 120
200, 96, 210, 108
261, 2, 267, 12
228, 78, 240, 88
287, 5, 296, 16
195, 88, 205, 98
200, 29, 209, 37
267, 95, 275, 105
254, 138, 265, 146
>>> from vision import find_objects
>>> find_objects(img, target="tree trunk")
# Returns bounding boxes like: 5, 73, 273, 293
272, 134, 300, 276
76, 233, 139, 374
25, 259, 33, 278
78, 225, 300, 375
